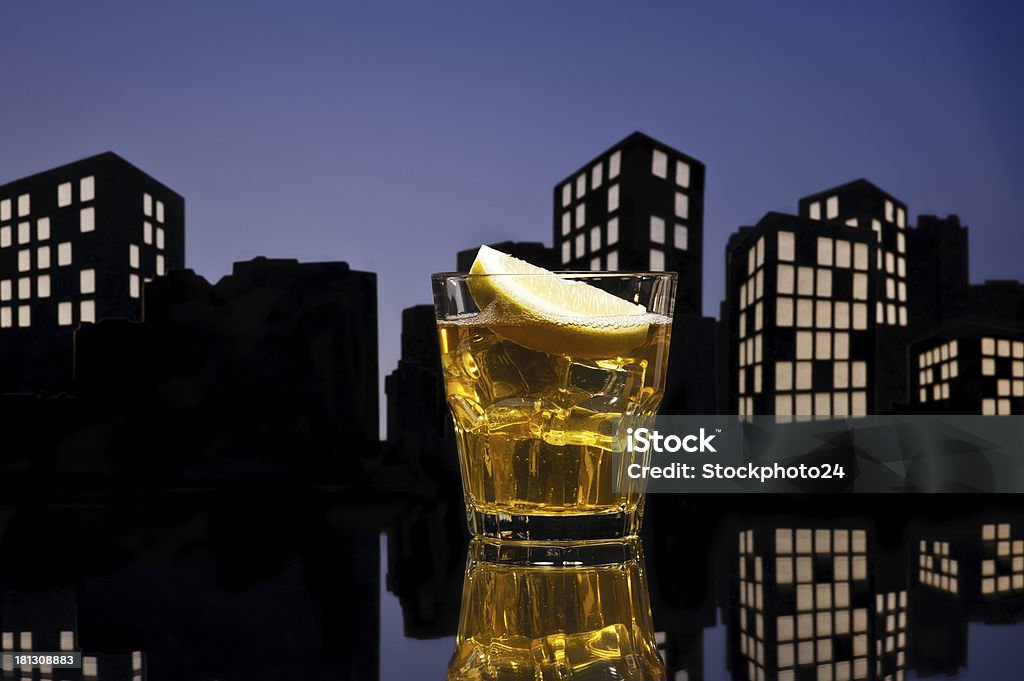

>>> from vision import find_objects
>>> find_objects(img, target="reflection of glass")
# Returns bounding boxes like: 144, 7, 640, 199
433, 272, 675, 541
448, 538, 665, 680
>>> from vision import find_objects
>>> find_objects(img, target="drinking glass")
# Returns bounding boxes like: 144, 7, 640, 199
432, 272, 675, 540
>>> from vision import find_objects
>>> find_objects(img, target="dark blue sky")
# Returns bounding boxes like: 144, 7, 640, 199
2, 1, 1022, 421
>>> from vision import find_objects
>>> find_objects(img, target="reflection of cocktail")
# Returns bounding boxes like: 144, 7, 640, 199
448, 539, 665, 680
433, 246, 675, 540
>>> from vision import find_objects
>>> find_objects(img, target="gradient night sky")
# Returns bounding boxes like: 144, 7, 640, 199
2, 1, 1023, 425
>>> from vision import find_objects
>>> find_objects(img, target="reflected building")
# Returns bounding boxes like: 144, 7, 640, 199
731, 523, 884, 681
1, 588, 147, 681
0, 153, 184, 393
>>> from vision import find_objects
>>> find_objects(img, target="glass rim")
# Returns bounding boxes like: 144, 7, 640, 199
431, 270, 678, 281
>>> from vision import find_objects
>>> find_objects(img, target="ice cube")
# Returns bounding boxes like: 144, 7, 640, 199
456, 335, 560, 404
543, 400, 627, 452
447, 395, 485, 432
531, 625, 642, 680
484, 398, 557, 437
565, 361, 646, 402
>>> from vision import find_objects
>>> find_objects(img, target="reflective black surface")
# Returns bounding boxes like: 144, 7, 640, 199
3, 493, 1024, 680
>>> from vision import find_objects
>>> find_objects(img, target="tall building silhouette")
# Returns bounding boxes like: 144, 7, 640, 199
551, 131, 705, 316
725, 212, 877, 417
906, 215, 970, 330
0, 152, 183, 392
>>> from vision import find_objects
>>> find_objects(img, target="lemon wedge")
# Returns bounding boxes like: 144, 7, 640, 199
466, 245, 651, 357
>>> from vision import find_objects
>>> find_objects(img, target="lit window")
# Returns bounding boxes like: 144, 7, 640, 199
897, 207, 906, 228
650, 249, 664, 270
78, 175, 96, 202
60, 631, 74, 652
58, 242, 72, 266
826, 195, 839, 219
81, 300, 95, 323
17, 305, 30, 328
18, 278, 30, 299
845, 217, 857, 227
0, 281, 8, 301
83, 656, 97, 677
886, 251, 895, 273
834, 301, 849, 329
886, 277, 895, 299
853, 273, 868, 300
132, 651, 142, 671
797, 299, 813, 328
674, 192, 688, 219
17, 194, 30, 217
58, 182, 73, 206
18, 249, 31, 272
18, 632, 32, 651
0, 198, 9, 221
607, 184, 619, 212
777, 297, 793, 326
143, 193, 153, 216
607, 218, 619, 245
675, 160, 690, 187
575, 173, 586, 199
835, 332, 849, 359
887, 303, 896, 325
853, 242, 868, 270
834, 362, 849, 389
590, 226, 601, 250
37, 246, 50, 270
876, 301, 884, 323
37, 275, 50, 298
776, 362, 793, 391
36, 217, 50, 241
18, 221, 30, 244
561, 183, 571, 207
575, 233, 585, 258
650, 216, 665, 244
796, 332, 813, 359
561, 241, 570, 263
58, 302, 73, 326
0, 226, 9, 248
817, 237, 833, 266
607, 251, 618, 270
898, 256, 906, 278
591, 163, 603, 189
651, 149, 667, 178
81, 269, 96, 294
575, 202, 585, 228
797, 267, 814, 296
130, 244, 140, 268
816, 270, 832, 297
561, 212, 570, 235
816, 300, 831, 327
885, 200, 894, 222
80, 207, 95, 232
0, 307, 9, 328
778, 231, 795, 261
816, 332, 831, 360
130, 274, 140, 298
809, 202, 821, 220
589, 257, 600, 271
835, 240, 851, 268
674, 224, 687, 250
853, 303, 867, 330
897, 232, 906, 253
609, 151, 621, 179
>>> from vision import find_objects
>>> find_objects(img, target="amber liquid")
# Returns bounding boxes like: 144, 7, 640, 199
448, 539, 665, 680
437, 316, 671, 538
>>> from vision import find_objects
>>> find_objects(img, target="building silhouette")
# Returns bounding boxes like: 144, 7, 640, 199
71, 257, 379, 482
0, 152, 183, 393
906, 215, 970, 330
551, 131, 705, 317
725, 212, 878, 417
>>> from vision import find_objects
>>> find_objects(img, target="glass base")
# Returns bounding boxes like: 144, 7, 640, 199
466, 506, 642, 542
